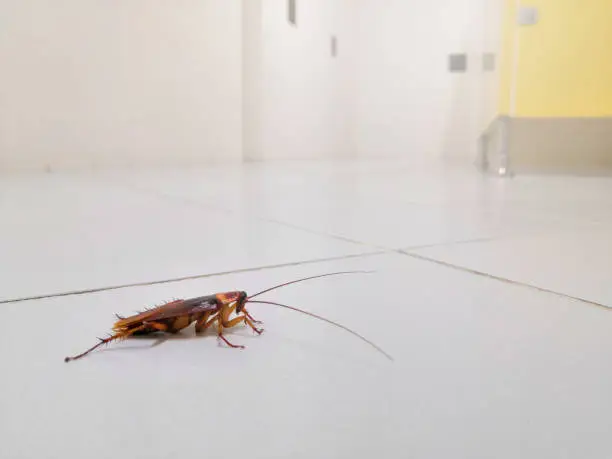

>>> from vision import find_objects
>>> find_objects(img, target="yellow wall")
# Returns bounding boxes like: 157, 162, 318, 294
498, 0, 517, 116
499, 0, 612, 117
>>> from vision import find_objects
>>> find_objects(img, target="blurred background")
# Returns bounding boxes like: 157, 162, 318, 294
2, 1, 610, 173
1, 2, 612, 459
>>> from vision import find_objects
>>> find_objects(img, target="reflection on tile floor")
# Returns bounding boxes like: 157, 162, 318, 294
2, 159, 612, 458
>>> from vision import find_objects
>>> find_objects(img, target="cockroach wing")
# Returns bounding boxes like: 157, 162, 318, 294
113, 295, 218, 329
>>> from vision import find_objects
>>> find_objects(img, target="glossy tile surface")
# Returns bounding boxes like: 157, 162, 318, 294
3, 254, 612, 459
2, 160, 612, 459
0, 172, 368, 300
410, 227, 612, 306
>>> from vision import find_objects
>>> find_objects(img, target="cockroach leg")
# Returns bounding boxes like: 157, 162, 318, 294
244, 310, 263, 324
194, 311, 215, 334
217, 334, 245, 349
65, 324, 146, 362
216, 316, 245, 349
244, 316, 264, 335
64, 321, 168, 362
221, 313, 264, 336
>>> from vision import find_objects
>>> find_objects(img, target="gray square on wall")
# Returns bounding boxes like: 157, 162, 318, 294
288, 0, 296, 25
517, 6, 539, 25
483, 53, 496, 71
449, 53, 467, 72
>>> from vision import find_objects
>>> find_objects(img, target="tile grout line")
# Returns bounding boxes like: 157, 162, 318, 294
97, 177, 388, 250
102, 178, 522, 254
401, 236, 502, 252
0, 251, 385, 305
99, 175, 567, 256
398, 249, 611, 310
16, 175, 603, 308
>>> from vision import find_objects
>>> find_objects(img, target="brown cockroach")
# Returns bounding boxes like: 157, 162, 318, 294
64, 271, 393, 362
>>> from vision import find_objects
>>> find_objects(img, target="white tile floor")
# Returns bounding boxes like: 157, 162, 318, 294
2, 159, 612, 459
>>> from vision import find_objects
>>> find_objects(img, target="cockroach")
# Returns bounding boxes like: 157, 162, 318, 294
64, 271, 393, 362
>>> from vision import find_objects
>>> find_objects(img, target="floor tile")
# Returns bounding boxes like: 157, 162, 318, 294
2, 253, 612, 459
3, 159, 612, 458
0, 173, 367, 300
96, 161, 612, 250
409, 227, 612, 307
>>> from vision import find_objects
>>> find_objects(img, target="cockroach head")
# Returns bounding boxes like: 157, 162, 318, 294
235, 291, 248, 313
218, 291, 248, 311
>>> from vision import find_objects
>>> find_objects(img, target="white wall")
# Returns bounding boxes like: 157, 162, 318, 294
244, 0, 355, 161
242, 0, 263, 161
0, 0, 243, 171
0, 1, 501, 170
353, 0, 492, 161
480, 0, 503, 131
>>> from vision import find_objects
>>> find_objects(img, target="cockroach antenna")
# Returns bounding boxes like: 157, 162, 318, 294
246, 299, 393, 361
246, 270, 374, 300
